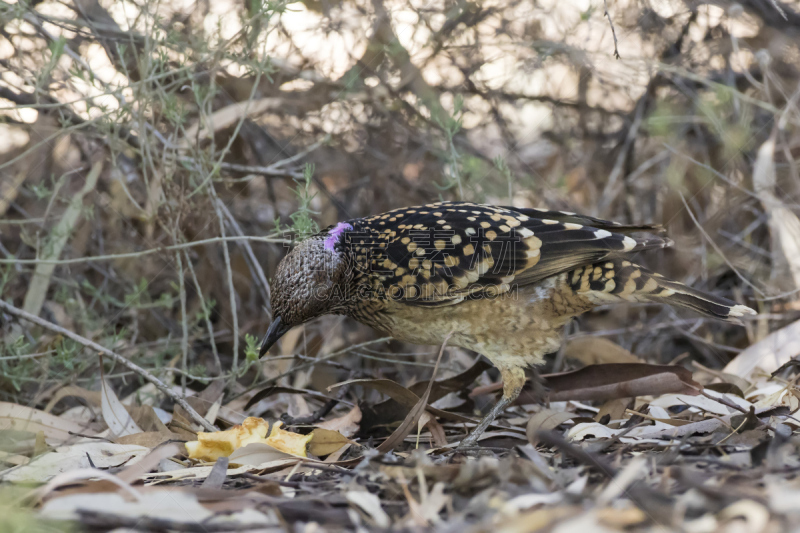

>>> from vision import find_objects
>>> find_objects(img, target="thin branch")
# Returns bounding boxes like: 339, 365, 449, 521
0, 299, 216, 432
184, 249, 222, 373
0, 235, 289, 265
603, 0, 621, 60
217, 200, 272, 318
175, 251, 189, 395
209, 188, 241, 378
678, 193, 766, 297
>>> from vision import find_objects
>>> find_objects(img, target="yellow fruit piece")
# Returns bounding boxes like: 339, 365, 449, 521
186, 417, 313, 461
265, 423, 313, 457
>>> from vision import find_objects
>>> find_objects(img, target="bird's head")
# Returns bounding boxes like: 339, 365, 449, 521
259, 222, 354, 356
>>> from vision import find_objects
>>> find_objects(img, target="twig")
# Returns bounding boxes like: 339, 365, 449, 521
181, 159, 298, 178
76, 510, 274, 532
281, 381, 350, 426
247, 336, 394, 393
0, 299, 216, 432
209, 187, 241, 379
598, 97, 645, 213
0, 235, 289, 265
768, 0, 789, 21
658, 63, 787, 118
376, 332, 451, 453
217, 199, 272, 318
184, 249, 222, 372
176, 251, 190, 395
202, 134, 329, 176
536, 430, 675, 524
698, 389, 747, 414
186, 44, 271, 198
678, 192, 765, 297
603, 0, 621, 60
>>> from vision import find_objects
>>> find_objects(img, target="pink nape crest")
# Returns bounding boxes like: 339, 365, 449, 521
324, 222, 352, 252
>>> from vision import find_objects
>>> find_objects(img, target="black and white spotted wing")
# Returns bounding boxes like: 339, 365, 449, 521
336, 201, 670, 306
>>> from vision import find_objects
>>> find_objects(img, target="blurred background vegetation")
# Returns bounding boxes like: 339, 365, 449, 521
1, 0, 798, 416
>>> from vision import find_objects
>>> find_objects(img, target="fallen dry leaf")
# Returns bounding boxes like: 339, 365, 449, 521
227, 442, 296, 466
470, 363, 701, 404
1, 443, 149, 483
0, 401, 90, 444
307, 428, 351, 457
595, 398, 631, 422
101, 378, 142, 438
117, 442, 182, 483
527, 409, 576, 445
535, 363, 700, 403
316, 405, 362, 438
564, 337, 642, 365
723, 319, 800, 379
375, 335, 449, 452
116, 431, 185, 448
43, 386, 102, 413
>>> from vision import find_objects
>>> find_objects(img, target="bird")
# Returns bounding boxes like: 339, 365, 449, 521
259, 201, 756, 448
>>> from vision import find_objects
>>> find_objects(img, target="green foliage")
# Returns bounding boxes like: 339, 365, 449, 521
0, 266, 12, 297
28, 182, 52, 201
0, 337, 36, 392
433, 95, 466, 196
121, 279, 175, 310
494, 156, 515, 201
645, 99, 683, 139
244, 333, 260, 363
0, 486, 74, 533
288, 163, 320, 241
189, 364, 209, 380
36, 36, 66, 90
194, 297, 217, 324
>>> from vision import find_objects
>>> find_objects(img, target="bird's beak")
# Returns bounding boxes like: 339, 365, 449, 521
259, 316, 290, 358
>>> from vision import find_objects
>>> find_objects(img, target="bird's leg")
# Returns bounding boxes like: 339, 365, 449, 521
457, 366, 526, 450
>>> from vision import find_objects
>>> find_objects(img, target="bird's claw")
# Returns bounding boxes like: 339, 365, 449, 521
452, 441, 494, 456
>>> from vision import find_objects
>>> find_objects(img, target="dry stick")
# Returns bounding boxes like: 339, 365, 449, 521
217, 200, 272, 318
244, 336, 395, 400
603, 0, 621, 60
0, 299, 216, 433
209, 187, 240, 378
658, 63, 787, 117
175, 251, 189, 395
691, 387, 778, 432
536, 431, 674, 526
20, 10, 174, 158
0, 235, 289, 265
184, 249, 222, 372
679, 192, 765, 297
376, 331, 451, 453
183, 134, 330, 179
767, 0, 789, 21
598, 98, 645, 213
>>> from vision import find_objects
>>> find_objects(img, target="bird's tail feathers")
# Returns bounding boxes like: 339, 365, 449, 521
568, 260, 756, 322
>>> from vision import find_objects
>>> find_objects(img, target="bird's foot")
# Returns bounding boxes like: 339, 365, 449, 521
454, 434, 480, 453
452, 395, 513, 453
453, 445, 495, 457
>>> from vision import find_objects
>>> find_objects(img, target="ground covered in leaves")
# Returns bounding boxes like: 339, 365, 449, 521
3, 336, 800, 532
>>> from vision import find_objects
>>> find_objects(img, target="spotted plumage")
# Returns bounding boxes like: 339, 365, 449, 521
260, 201, 756, 448
327, 202, 667, 306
